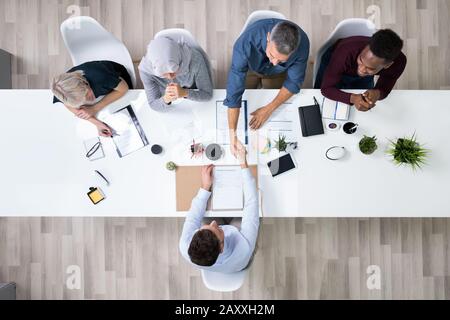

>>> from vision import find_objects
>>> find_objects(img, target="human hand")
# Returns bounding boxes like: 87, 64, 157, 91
201, 164, 214, 191
75, 106, 96, 120
249, 106, 272, 130
166, 83, 187, 100
235, 140, 248, 168
96, 121, 113, 137
362, 89, 381, 108
163, 84, 178, 104
229, 135, 242, 159
350, 94, 372, 112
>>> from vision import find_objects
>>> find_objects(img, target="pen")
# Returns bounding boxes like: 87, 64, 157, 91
95, 170, 110, 186
361, 94, 373, 112
313, 96, 320, 107
350, 124, 359, 132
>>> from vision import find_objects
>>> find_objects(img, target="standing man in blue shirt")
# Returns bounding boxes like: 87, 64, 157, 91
224, 19, 310, 156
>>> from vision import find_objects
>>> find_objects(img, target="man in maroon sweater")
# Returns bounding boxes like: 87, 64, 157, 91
315, 29, 407, 112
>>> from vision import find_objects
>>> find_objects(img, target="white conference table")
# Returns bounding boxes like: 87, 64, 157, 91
0, 89, 449, 217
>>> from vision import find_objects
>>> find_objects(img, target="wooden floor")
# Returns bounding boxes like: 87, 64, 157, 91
0, 0, 449, 90
1, 217, 450, 300
1, 0, 450, 300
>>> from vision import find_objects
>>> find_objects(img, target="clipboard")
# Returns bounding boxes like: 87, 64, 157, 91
175, 165, 258, 212
108, 105, 149, 158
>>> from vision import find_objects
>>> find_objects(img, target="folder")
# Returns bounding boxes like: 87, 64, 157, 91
298, 103, 325, 137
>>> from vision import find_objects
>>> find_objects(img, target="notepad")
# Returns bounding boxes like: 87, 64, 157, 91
321, 97, 350, 121
298, 103, 325, 137
211, 166, 243, 211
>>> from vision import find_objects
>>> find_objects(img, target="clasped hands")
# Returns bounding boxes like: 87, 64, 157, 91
351, 89, 381, 112
163, 83, 188, 104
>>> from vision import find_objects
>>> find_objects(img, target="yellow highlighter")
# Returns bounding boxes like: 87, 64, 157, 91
87, 187, 106, 205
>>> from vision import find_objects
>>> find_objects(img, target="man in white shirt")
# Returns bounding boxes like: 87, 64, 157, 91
179, 143, 259, 273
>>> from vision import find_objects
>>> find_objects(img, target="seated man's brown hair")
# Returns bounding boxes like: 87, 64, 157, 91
188, 229, 221, 266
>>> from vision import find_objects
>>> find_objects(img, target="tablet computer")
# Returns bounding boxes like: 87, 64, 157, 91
267, 153, 297, 177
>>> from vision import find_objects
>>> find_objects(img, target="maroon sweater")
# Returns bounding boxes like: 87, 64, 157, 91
321, 36, 407, 104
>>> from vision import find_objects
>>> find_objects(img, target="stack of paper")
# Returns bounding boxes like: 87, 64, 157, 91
321, 97, 350, 121
212, 166, 243, 211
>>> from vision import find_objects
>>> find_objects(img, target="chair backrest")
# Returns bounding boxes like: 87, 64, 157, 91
60, 16, 136, 88
155, 28, 199, 49
313, 18, 376, 86
154, 28, 214, 86
201, 269, 248, 292
240, 10, 286, 36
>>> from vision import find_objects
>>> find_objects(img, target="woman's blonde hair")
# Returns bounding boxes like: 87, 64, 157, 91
51, 71, 90, 107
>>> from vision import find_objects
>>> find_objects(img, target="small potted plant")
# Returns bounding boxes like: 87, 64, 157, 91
166, 161, 177, 171
359, 135, 378, 155
387, 133, 429, 170
274, 134, 288, 153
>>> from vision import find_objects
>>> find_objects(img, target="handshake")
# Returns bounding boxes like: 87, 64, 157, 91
201, 139, 248, 192
229, 136, 248, 169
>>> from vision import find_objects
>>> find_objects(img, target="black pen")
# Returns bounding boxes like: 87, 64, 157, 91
313, 96, 320, 107
95, 170, 110, 186
361, 93, 373, 111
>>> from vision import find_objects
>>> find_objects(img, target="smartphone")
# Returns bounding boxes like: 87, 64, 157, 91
267, 153, 297, 178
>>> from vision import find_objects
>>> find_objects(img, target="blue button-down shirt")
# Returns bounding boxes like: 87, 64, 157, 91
224, 19, 310, 108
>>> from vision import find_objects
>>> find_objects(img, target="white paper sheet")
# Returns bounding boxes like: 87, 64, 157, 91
104, 107, 148, 158
265, 104, 296, 142
216, 101, 247, 145
212, 166, 243, 211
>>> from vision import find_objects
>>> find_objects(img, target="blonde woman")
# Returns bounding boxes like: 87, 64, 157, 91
51, 60, 132, 137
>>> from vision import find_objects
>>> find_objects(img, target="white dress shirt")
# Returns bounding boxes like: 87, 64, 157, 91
179, 168, 259, 273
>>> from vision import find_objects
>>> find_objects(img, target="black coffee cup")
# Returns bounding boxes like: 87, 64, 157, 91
205, 144, 222, 161
343, 122, 358, 134
151, 144, 163, 155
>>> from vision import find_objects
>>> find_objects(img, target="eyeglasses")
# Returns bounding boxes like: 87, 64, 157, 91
86, 141, 102, 158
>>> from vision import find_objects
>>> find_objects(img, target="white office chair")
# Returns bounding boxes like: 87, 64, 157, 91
240, 10, 286, 36
60, 16, 137, 88
154, 28, 214, 86
201, 269, 248, 292
312, 18, 377, 87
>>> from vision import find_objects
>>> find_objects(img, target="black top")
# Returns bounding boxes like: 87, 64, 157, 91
53, 60, 133, 104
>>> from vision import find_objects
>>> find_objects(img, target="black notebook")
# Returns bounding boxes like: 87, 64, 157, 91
298, 102, 324, 137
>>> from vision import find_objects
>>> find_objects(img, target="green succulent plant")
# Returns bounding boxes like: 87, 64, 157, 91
166, 161, 177, 171
387, 133, 429, 170
274, 134, 288, 152
359, 135, 378, 155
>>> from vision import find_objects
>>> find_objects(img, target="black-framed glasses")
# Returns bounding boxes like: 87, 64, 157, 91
86, 141, 102, 158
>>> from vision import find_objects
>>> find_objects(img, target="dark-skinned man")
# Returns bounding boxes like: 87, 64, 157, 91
315, 29, 407, 112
